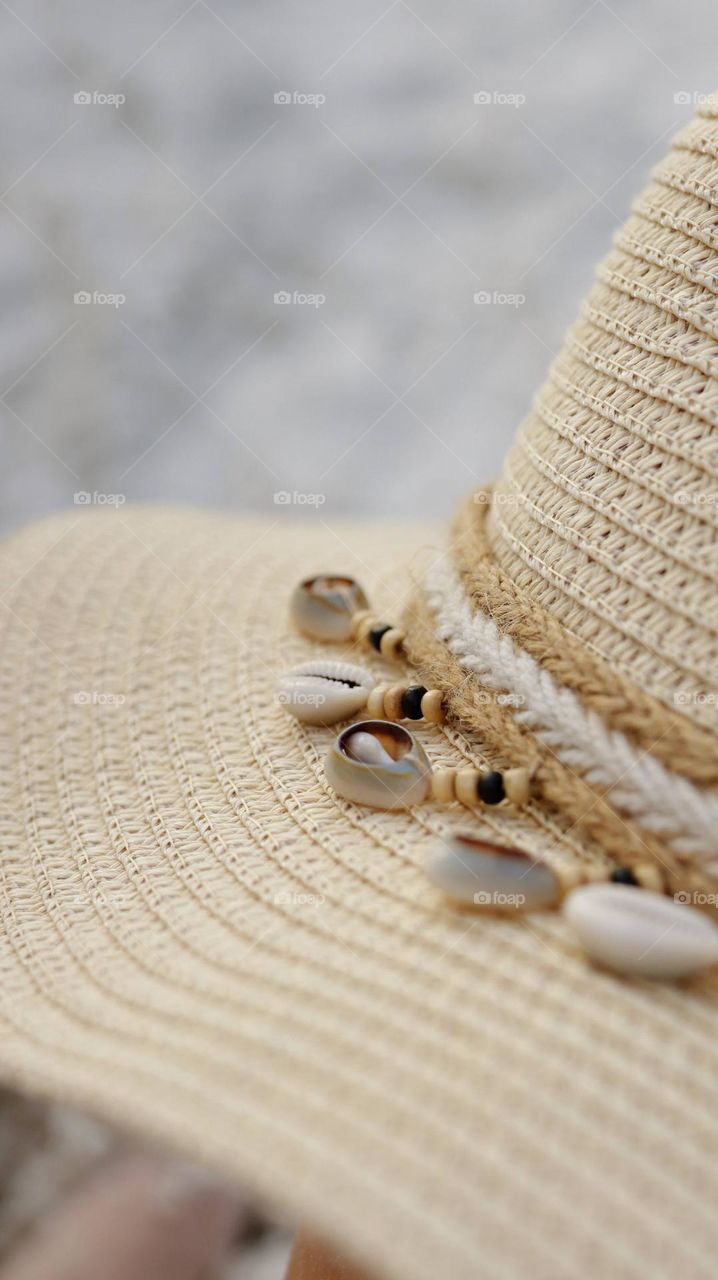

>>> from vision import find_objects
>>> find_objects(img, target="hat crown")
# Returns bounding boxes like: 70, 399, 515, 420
486, 95, 718, 727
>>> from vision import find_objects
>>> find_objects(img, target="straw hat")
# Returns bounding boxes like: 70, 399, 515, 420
2, 96, 718, 1280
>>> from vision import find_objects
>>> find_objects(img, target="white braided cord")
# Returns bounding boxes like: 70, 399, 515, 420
424, 555, 718, 860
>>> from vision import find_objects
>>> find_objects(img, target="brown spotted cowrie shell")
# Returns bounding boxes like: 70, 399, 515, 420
564, 884, 718, 980
325, 720, 432, 810
290, 575, 368, 642
277, 660, 374, 726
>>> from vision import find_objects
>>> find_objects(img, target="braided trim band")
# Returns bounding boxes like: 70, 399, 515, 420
451, 493, 718, 788
417, 552, 718, 861
402, 586, 680, 874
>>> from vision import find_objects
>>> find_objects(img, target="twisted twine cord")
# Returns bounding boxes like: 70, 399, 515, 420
452, 496, 718, 788
420, 552, 718, 860
402, 584, 682, 877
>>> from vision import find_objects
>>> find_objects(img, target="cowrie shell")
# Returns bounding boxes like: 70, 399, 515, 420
290, 574, 368, 642
277, 660, 374, 726
563, 884, 718, 980
325, 720, 432, 810
425, 835, 560, 912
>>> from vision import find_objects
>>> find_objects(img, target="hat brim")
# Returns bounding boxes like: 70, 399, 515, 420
0, 506, 716, 1280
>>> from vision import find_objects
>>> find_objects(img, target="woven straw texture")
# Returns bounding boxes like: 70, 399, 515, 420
399, 97, 718, 904
1, 507, 718, 1280
486, 97, 718, 726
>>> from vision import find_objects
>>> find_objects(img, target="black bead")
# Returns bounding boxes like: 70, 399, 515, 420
610, 866, 638, 886
368, 624, 392, 652
477, 770, 505, 805
401, 685, 427, 720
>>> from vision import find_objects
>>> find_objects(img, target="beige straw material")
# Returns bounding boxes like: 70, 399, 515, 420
2, 507, 718, 1280
486, 97, 718, 728
451, 495, 718, 787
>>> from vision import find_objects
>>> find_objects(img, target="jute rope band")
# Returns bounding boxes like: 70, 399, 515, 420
450, 495, 718, 787
402, 584, 683, 879
419, 553, 718, 860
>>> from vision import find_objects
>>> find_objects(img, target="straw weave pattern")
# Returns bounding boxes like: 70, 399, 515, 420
451, 495, 718, 786
4, 93, 718, 1280
2, 509, 718, 1280
486, 103, 718, 726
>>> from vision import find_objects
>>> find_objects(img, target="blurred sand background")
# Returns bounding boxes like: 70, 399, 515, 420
2, 0, 717, 536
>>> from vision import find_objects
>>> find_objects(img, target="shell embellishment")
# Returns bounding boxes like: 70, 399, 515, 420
425, 835, 560, 911
563, 884, 718, 980
290, 575, 369, 642
325, 720, 432, 810
277, 660, 374, 726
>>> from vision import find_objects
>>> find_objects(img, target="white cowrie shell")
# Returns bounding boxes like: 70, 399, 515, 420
325, 720, 432, 810
290, 575, 368, 642
563, 884, 718, 980
277, 660, 374, 726
425, 835, 560, 912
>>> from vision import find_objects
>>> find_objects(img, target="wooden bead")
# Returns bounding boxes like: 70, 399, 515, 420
503, 767, 531, 807
553, 860, 586, 894
355, 615, 377, 645
431, 768, 456, 804
477, 770, 505, 805
351, 609, 374, 639
379, 627, 405, 659
455, 767, 480, 808
400, 686, 426, 720
610, 866, 638, 886
421, 689, 445, 723
578, 863, 608, 884
383, 684, 407, 721
366, 684, 390, 718
368, 624, 393, 652
632, 862, 666, 894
